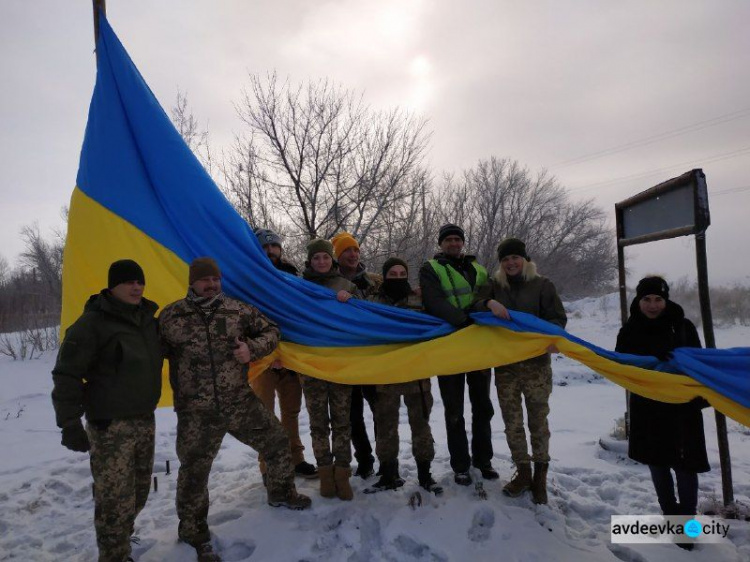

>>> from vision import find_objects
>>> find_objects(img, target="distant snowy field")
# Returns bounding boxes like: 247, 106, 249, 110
1, 294, 749, 561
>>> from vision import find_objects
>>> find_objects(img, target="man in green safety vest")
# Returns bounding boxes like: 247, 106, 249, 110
418, 224, 500, 486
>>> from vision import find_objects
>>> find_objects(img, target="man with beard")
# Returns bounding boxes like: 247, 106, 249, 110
160, 257, 310, 561
330, 231, 382, 478
252, 228, 318, 481
418, 224, 500, 486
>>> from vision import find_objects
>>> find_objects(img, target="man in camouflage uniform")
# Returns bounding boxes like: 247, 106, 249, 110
473, 238, 567, 504
367, 258, 440, 494
51, 259, 162, 562
251, 228, 317, 481
330, 231, 381, 478
160, 257, 310, 560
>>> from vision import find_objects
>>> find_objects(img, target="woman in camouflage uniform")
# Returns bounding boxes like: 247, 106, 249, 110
473, 238, 567, 505
300, 239, 358, 500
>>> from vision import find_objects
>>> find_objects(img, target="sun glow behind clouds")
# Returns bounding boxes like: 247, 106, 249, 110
409, 55, 433, 111
285, 1, 424, 60
281, 1, 433, 112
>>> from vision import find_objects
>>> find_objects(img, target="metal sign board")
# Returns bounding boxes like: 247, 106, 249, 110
615, 169, 710, 247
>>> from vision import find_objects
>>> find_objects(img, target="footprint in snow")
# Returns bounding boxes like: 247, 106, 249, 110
607, 543, 650, 562
217, 540, 256, 561
393, 534, 448, 561
467, 506, 495, 543
208, 508, 244, 526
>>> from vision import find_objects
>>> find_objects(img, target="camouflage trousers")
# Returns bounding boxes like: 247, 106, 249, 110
374, 383, 435, 464
251, 366, 305, 473
175, 394, 294, 546
87, 414, 155, 562
495, 360, 553, 465
299, 375, 352, 467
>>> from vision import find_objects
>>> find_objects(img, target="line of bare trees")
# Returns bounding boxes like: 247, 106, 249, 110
0, 73, 619, 342
176, 73, 618, 297
0, 223, 63, 356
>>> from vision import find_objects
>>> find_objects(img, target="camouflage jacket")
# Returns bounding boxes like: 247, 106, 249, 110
302, 266, 360, 296
368, 289, 431, 395
159, 295, 280, 412
342, 262, 382, 298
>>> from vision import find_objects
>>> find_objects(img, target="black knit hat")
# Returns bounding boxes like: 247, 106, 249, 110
496, 237, 529, 261
438, 223, 465, 244
382, 257, 409, 277
636, 276, 669, 301
108, 259, 145, 289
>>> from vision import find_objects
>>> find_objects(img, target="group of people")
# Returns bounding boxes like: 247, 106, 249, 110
51, 221, 709, 561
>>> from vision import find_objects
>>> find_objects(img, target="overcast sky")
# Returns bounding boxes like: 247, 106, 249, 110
2, 0, 750, 285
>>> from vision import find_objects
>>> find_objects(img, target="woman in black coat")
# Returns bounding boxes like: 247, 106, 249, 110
615, 276, 709, 517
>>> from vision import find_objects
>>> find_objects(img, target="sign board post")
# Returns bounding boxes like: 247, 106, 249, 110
615, 168, 733, 506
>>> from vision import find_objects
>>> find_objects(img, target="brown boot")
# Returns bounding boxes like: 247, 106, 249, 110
318, 465, 336, 498
532, 462, 549, 505
502, 462, 532, 497
334, 466, 354, 501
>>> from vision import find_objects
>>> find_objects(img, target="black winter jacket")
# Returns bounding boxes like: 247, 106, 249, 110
615, 299, 709, 472
419, 253, 484, 327
51, 291, 162, 427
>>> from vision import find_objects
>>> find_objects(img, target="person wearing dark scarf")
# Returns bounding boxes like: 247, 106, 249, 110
365, 258, 441, 495
160, 257, 310, 558
616, 276, 709, 540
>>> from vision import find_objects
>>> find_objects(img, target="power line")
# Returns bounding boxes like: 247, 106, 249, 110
568, 145, 750, 193
551, 107, 750, 169
712, 185, 750, 197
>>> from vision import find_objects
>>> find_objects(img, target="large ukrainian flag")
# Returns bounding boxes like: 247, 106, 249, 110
63, 15, 750, 425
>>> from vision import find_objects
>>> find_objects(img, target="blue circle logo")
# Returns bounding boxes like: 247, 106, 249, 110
684, 519, 702, 538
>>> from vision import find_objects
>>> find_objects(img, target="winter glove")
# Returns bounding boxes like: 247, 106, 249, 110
690, 397, 711, 410
459, 316, 474, 329
61, 422, 90, 453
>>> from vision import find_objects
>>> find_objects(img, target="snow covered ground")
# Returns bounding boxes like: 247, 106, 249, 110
1, 294, 749, 561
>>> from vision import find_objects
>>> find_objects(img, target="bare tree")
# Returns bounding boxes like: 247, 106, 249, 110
19, 223, 63, 301
233, 73, 430, 247
0, 255, 9, 287
434, 157, 616, 297
171, 89, 214, 174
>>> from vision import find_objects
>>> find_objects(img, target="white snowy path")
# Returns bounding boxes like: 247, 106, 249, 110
1, 294, 749, 561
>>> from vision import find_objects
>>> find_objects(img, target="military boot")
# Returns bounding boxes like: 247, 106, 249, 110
194, 542, 221, 562
318, 465, 336, 498
532, 462, 549, 505
268, 489, 312, 510
417, 460, 443, 495
371, 459, 405, 491
334, 466, 354, 500
502, 462, 532, 497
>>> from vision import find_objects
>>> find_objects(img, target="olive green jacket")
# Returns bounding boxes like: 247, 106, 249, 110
473, 261, 567, 366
